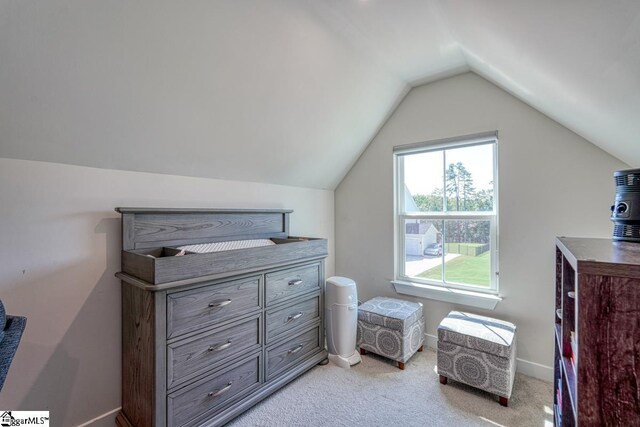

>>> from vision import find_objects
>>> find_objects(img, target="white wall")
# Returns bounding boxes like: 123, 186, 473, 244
335, 72, 628, 378
0, 158, 334, 426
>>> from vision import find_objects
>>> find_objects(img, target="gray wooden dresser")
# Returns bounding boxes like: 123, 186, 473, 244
114, 208, 328, 427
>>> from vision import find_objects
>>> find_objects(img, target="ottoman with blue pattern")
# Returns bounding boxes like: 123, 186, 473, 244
437, 311, 517, 406
356, 297, 424, 370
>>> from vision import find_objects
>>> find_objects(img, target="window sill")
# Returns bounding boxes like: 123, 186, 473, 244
391, 280, 502, 310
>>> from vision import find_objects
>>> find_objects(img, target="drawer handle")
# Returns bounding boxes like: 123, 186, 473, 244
208, 382, 233, 398
288, 344, 304, 355
288, 279, 303, 286
208, 340, 232, 352
209, 299, 232, 308
285, 312, 304, 323
568, 291, 575, 299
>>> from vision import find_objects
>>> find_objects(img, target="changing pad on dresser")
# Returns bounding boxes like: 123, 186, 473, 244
177, 239, 276, 253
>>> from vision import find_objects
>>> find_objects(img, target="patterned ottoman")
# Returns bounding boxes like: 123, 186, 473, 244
357, 297, 424, 370
437, 311, 517, 406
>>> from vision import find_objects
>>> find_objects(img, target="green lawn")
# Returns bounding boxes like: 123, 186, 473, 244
417, 252, 491, 287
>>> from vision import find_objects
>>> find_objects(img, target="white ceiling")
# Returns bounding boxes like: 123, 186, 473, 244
1, 0, 638, 190
306, 0, 640, 169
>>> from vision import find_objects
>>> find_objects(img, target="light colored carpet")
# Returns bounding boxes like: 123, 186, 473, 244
228, 349, 554, 427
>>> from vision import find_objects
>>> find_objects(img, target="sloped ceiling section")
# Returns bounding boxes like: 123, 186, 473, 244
0, 0, 407, 190
1, 1, 638, 191
306, 0, 640, 170
442, 0, 640, 169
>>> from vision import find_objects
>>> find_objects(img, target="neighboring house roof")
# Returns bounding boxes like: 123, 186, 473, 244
405, 185, 442, 235
404, 185, 420, 212
406, 221, 439, 235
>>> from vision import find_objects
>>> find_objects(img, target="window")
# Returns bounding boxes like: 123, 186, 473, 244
394, 133, 498, 295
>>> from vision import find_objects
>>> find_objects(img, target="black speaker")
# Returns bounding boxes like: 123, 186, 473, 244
611, 168, 640, 242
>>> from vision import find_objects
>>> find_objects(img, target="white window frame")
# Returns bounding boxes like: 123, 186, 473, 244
393, 132, 500, 300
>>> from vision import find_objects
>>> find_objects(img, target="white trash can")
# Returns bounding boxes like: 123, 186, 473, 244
325, 276, 362, 368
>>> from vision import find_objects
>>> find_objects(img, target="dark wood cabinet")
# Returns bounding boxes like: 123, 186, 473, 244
554, 237, 640, 426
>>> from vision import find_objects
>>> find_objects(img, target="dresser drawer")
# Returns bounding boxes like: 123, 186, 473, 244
265, 263, 320, 306
266, 324, 322, 381
167, 353, 261, 427
167, 315, 261, 389
167, 276, 261, 338
266, 294, 320, 343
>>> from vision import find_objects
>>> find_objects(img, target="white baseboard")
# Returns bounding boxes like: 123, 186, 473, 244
425, 332, 439, 350
515, 358, 554, 382
75, 407, 120, 427
424, 333, 553, 382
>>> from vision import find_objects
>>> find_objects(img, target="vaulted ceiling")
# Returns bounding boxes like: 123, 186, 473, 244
1, 0, 638, 190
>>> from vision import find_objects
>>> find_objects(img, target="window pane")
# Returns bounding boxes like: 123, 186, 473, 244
442, 219, 491, 287
404, 219, 443, 279
444, 144, 494, 212
396, 139, 497, 293
402, 151, 444, 212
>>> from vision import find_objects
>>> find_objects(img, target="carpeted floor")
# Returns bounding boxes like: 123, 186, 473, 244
228, 349, 554, 427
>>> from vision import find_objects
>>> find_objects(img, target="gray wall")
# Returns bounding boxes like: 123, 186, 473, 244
0, 158, 334, 426
335, 72, 627, 377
